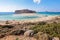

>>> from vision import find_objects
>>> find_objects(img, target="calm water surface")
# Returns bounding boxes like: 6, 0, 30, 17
0, 12, 60, 20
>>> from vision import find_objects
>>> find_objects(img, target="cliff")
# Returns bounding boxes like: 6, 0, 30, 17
15, 9, 36, 14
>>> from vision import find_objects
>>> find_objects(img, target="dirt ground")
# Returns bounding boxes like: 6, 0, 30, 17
0, 35, 36, 40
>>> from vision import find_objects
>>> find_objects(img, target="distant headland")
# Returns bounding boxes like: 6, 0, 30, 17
15, 9, 36, 14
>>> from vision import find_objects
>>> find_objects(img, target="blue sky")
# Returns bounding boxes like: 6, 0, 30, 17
0, 0, 60, 12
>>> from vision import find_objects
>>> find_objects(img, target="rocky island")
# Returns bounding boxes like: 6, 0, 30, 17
15, 9, 36, 14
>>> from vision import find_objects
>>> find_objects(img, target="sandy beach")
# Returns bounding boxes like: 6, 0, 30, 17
0, 16, 60, 25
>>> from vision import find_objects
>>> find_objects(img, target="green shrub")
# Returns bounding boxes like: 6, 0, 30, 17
30, 23, 60, 37
2, 25, 14, 28
37, 21, 46, 25
34, 32, 49, 40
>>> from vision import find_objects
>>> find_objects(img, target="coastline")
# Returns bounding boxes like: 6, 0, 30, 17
0, 16, 60, 25
0, 15, 60, 40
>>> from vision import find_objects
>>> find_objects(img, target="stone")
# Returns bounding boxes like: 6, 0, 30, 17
24, 30, 34, 37
52, 37, 59, 40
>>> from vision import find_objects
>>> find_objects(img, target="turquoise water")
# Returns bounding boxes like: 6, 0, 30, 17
0, 12, 60, 20
38, 12, 60, 16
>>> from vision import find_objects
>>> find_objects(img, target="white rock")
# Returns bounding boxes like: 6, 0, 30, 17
24, 30, 34, 37
52, 37, 59, 40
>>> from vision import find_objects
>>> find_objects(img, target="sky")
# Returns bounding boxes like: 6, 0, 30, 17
0, 0, 60, 12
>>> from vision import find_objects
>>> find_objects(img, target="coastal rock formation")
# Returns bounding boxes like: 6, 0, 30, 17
15, 9, 36, 13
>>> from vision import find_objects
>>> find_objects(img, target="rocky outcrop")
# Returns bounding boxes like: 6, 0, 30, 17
15, 9, 36, 14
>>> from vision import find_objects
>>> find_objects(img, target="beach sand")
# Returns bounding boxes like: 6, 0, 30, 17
0, 16, 60, 25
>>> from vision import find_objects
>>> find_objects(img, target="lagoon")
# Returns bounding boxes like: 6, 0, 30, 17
0, 12, 60, 21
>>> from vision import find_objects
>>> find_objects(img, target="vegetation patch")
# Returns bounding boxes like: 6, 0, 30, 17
2, 25, 14, 29
30, 22, 60, 38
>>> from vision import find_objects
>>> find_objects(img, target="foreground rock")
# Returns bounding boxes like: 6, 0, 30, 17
24, 30, 34, 37
52, 37, 60, 40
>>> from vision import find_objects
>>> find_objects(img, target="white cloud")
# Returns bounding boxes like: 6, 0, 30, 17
33, 0, 41, 4
0, 5, 17, 12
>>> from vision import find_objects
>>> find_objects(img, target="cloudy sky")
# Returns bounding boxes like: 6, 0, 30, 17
0, 0, 60, 12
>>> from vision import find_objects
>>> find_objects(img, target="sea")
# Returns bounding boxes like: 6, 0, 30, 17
0, 12, 60, 21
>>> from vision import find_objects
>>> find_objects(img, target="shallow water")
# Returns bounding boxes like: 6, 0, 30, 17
0, 12, 60, 21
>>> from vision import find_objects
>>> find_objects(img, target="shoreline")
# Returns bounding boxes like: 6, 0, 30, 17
0, 16, 60, 25
0, 13, 60, 21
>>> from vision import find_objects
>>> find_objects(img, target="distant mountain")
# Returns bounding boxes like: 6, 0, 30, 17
15, 9, 36, 14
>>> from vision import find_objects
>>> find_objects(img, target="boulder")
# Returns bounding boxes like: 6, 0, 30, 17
52, 37, 59, 40
24, 30, 34, 37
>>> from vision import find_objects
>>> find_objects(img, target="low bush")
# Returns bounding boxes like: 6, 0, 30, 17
2, 25, 14, 29
30, 23, 60, 38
